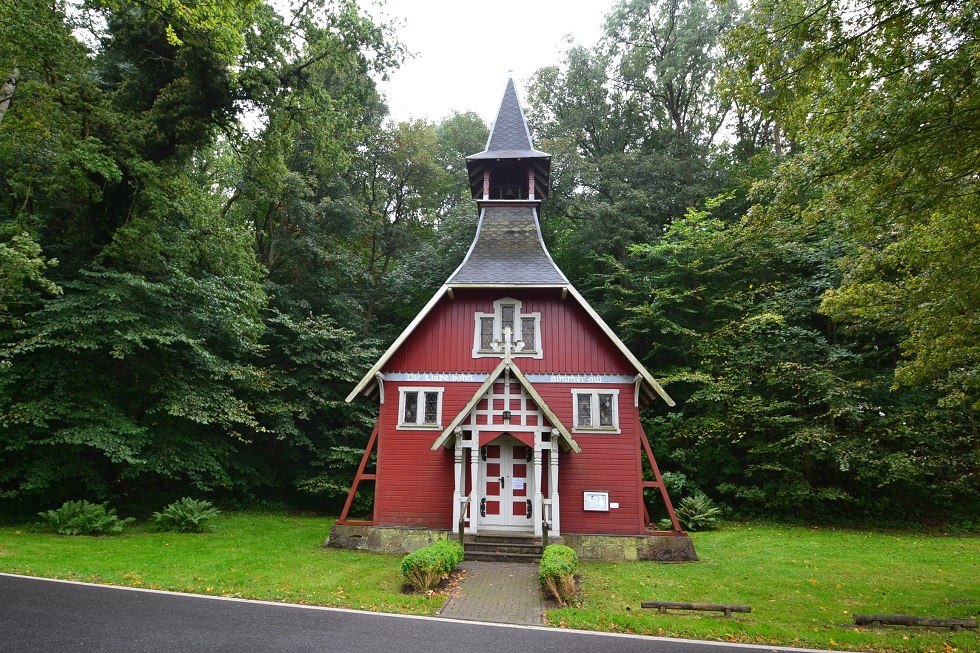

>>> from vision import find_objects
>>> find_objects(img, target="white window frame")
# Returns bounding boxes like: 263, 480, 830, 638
472, 297, 543, 359
571, 389, 621, 433
396, 387, 445, 430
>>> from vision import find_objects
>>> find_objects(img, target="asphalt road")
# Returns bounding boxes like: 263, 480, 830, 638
0, 573, 814, 653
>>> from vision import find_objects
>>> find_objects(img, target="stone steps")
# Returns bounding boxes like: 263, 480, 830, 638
463, 533, 543, 563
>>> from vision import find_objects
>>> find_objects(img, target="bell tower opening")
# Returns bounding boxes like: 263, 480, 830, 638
490, 162, 529, 200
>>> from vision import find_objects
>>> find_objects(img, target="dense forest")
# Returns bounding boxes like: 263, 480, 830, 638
1, 0, 976, 523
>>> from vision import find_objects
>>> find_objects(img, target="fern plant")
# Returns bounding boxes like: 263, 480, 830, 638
674, 493, 722, 531
38, 500, 134, 535
152, 497, 220, 533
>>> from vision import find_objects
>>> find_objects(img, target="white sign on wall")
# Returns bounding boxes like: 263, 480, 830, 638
583, 491, 609, 512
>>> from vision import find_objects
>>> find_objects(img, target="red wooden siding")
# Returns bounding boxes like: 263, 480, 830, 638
536, 384, 645, 535
371, 288, 653, 534
384, 289, 635, 376
373, 378, 647, 534
374, 381, 481, 528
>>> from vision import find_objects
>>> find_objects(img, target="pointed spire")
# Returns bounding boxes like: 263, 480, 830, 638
471, 77, 549, 160
465, 78, 551, 200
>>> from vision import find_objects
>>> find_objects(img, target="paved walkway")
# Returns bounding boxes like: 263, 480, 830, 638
438, 561, 545, 625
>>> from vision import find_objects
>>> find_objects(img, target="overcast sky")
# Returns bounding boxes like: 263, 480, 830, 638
368, 0, 616, 125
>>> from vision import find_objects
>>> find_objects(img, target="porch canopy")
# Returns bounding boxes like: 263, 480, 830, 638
480, 430, 534, 448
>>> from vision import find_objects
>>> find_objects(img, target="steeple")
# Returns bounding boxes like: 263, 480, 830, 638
465, 77, 551, 201
448, 78, 565, 287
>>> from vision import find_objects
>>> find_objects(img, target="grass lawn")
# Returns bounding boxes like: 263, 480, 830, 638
0, 513, 443, 615
551, 523, 979, 652
0, 514, 976, 652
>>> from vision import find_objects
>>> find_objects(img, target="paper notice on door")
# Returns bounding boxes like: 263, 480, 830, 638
512, 478, 525, 490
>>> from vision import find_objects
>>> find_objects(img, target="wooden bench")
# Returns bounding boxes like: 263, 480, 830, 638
854, 614, 978, 632
642, 601, 751, 618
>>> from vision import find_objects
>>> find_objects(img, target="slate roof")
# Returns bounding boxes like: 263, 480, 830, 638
448, 205, 568, 285
468, 78, 550, 161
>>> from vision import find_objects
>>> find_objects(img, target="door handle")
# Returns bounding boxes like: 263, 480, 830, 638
499, 476, 505, 487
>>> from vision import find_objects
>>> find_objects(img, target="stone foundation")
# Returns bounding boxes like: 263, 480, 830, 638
559, 532, 698, 562
326, 523, 454, 554
326, 523, 697, 561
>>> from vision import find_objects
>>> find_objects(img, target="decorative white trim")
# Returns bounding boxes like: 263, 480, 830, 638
345, 280, 675, 408
472, 297, 542, 359
396, 387, 445, 430
431, 359, 581, 453
381, 373, 638, 384
571, 388, 621, 434
532, 373, 634, 384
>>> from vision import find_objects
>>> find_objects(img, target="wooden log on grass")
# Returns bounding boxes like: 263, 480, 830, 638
641, 601, 751, 618
854, 614, 977, 631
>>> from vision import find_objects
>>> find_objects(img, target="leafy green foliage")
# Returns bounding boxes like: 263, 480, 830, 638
0, 230, 62, 326
623, 194, 976, 519
726, 0, 980, 411
539, 544, 578, 606
152, 498, 221, 533
37, 500, 134, 535
399, 539, 463, 592
1, 0, 975, 525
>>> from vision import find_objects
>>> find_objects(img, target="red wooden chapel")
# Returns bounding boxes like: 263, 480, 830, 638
333, 79, 694, 560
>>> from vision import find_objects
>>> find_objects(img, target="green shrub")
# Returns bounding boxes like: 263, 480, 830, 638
539, 544, 578, 605
152, 498, 221, 533
37, 500, 134, 535
674, 492, 722, 531
400, 539, 464, 592
661, 471, 696, 498
429, 539, 464, 572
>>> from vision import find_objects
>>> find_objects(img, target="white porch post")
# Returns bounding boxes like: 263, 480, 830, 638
550, 428, 561, 535
533, 431, 543, 538
469, 432, 480, 535
452, 429, 463, 531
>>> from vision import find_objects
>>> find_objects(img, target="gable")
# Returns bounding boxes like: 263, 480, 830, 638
346, 286, 673, 407
430, 357, 581, 453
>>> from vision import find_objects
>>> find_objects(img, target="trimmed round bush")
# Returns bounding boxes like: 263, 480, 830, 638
539, 544, 578, 605
401, 539, 464, 592
430, 539, 464, 572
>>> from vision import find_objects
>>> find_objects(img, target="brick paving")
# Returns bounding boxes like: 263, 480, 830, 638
438, 561, 545, 625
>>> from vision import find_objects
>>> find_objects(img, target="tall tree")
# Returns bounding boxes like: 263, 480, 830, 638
619, 193, 976, 518
527, 0, 735, 321
727, 0, 980, 413
0, 0, 402, 509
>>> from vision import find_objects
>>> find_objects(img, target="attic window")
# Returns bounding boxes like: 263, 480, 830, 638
398, 387, 444, 429
473, 297, 542, 359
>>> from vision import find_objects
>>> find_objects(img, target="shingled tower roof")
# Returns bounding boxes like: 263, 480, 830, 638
447, 205, 567, 285
465, 78, 551, 200
469, 77, 550, 161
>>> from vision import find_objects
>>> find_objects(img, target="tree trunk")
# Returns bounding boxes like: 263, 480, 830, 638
0, 67, 18, 125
